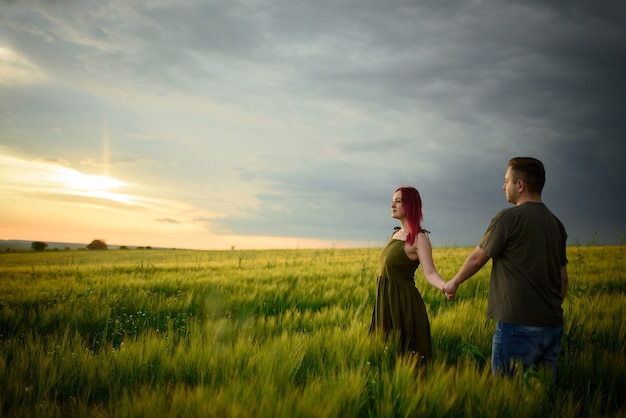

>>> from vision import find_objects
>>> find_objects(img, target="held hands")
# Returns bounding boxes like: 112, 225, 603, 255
442, 280, 458, 301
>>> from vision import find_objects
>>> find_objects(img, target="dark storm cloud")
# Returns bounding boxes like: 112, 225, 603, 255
218, 0, 626, 244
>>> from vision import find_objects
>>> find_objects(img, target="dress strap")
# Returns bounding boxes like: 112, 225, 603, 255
393, 227, 431, 235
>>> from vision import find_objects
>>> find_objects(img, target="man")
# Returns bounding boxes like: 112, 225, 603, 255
444, 157, 568, 380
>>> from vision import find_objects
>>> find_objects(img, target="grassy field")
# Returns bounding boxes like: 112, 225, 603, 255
0, 245, 624, 417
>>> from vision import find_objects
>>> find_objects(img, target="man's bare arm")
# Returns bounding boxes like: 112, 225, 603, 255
443, 246, 490, 298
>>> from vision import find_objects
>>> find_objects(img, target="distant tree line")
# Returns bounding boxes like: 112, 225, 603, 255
25, 240, 158, 252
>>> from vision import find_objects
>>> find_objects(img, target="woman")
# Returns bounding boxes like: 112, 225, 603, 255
369, 186, 446, 361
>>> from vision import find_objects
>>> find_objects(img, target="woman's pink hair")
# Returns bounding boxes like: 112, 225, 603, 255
396, 186, 424, 246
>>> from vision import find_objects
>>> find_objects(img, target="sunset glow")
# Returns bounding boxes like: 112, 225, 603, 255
0, 152, 360, 250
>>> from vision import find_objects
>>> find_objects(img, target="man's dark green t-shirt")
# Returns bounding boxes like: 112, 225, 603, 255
479, 202, 567, 327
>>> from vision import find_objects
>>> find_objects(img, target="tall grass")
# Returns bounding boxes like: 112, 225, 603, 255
1, 246, 624, 417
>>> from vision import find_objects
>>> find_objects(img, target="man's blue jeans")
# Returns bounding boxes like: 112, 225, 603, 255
491, 321, 564, 380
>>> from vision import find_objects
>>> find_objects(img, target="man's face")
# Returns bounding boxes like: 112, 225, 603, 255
503, 166, 519, 204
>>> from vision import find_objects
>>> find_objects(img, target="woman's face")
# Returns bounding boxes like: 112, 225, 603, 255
391, 190, 405, 220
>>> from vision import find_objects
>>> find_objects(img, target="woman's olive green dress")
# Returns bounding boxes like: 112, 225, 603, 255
369, 238, 432, 360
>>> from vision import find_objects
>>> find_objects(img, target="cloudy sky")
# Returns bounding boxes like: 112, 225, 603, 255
1, 0, 625, 250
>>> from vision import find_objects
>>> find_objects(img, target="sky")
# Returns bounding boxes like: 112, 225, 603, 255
1, 0, 625, 250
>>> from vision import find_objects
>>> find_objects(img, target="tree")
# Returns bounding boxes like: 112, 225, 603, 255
87, 239, 108, 250
31, 241, 48, 251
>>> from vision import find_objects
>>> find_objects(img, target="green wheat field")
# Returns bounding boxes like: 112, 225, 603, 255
1, 245, 624, 417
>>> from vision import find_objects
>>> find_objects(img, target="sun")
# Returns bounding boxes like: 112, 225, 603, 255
51, 167, 131, 203
63, 171, 125, 191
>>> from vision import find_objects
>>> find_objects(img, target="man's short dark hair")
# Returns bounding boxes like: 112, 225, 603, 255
508, 157, 545, 194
